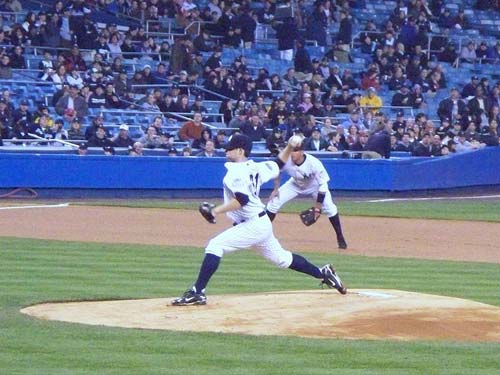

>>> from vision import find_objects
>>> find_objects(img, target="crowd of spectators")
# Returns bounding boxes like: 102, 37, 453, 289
0, 0, 498, 157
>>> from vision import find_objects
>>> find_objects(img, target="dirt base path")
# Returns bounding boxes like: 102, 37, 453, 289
0, 205, 498, 263
21, 289, 500, 342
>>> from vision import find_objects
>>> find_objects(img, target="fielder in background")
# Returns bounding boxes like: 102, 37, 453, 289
266, 137, 348, 250
172, 134, 347, 306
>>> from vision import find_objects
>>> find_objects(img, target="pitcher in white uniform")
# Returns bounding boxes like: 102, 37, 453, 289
172, 134, 347, 306
266, 139, 348, 249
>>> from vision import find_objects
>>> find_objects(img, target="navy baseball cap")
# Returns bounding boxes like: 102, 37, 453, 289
225, 134, 253, 156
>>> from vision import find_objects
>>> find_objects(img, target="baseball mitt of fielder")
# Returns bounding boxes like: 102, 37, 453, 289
199, 202, 216, 224
300, 207, 321, 226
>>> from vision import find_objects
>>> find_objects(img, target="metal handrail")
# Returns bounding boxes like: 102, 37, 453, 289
258, 24, 274, 40
173, 111, 224, 119
2, 138, 84, 145
27, 133, 79, 148
116, 95, 218, 130
10, 68, 50, 83
254, 23, 317, 45
0, 11, 28, 23
146, 19, 215, 38
131, 84, 191, 89
119, 51, 166, 59
184, 20, 215, 36
140, 30, 184, 39
193, 84, 234, 102
97, 109, 166, 116
146, 18, 177, 35
12, 68, 44, 73
0, 79, 54, 85
251, 37, 318, 47
349, 30, 498, 69
0, 43, 96, 56
332, 104, 415, 117
131, 83, 192, 99
256, 89, 300, 96
426, 33, 468, 62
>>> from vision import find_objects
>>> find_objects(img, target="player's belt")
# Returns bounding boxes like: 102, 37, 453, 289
233, 211, 266, 226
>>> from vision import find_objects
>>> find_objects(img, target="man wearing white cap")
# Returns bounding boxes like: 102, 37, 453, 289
111, 124, 134, 148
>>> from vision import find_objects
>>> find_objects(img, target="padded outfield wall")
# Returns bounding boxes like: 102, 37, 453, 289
1, 148, 499, 193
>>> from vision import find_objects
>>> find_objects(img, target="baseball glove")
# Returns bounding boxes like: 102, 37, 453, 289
300, 207, 321, 226
199, 202, 216, 224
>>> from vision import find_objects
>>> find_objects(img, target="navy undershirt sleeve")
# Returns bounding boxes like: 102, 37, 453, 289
274, 157, 285, 170
234, 192, 249, 206
316, 192, 326, 204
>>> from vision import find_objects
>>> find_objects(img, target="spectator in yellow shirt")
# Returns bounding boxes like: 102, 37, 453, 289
359, 87, 383, 113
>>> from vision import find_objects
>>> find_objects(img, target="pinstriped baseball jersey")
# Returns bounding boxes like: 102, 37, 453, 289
223, 160, 279, 223
283, 153, 330, 191
205, 157, 293, 267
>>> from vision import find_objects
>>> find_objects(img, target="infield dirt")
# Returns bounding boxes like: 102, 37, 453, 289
0, 205, 498, 263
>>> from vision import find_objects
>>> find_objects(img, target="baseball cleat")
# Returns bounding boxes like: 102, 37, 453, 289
320, 264, 347, 294
338, 239, 348, 250
171, 289, 207, 306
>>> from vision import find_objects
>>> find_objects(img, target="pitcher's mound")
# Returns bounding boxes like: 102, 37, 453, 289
21, 289, 500, 342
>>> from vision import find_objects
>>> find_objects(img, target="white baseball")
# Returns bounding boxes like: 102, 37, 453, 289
289, 135, 303, 148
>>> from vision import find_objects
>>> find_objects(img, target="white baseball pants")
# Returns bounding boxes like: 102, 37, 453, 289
267, 180, 339, 217
205, 214, 293, 268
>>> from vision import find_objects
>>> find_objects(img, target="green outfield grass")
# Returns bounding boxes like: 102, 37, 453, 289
0, 237, 499, 374
75, 199, 500, 222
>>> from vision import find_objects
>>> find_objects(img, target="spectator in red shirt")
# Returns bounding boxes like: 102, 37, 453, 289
178, 112, 206, 142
